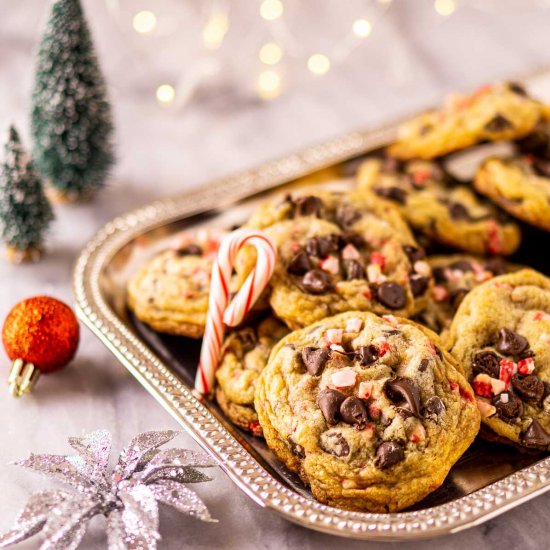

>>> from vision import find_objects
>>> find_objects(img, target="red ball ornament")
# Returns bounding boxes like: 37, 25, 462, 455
2, 296, 80, 396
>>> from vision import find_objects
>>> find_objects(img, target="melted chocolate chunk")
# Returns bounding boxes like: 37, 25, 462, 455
450, 288, 469, 310
449, 202, 471, 220
176, 244, 203, 256
342, 232, 367, 250
336, 204, 362, 229
448, 259, 473, 273
402, 245, 425, 264
512, 374, 545, 405
472, 350, 500, 378
432, 267, 447, 284
343, 259, 365, 281
376, 282, 407, 310
355, 345, 379, 366
294, 196, 324, 217
384, 377, 422, 417
301, 347, 330, 376
317, 389, 346, 426
322, 432, 350, 457
287, 436, 306, 458
496, 328, 529, 356
508, 81, 527, 96
301, 269, 332, 294
340, 397, 368, 426
287, 250, 313, 275
305, 235, 340, 258
521, 419, 550, 449
410, 274, 430, 297
235, 328, 257, 353
533, 158, 550, 178
374, 441, 405, 469
419, 358, 431, 372
494, 392, 523, 421
484, 114, 513, 133
425, 396, 445, 417
374, 186, 407, 204
484, 257, 508, 276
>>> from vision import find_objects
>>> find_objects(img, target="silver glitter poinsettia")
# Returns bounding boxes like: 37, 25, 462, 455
0, 429, 217, 549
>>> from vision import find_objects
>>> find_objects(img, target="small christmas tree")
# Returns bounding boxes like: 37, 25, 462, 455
0, 126, 54, 263
31, 0, 114, 203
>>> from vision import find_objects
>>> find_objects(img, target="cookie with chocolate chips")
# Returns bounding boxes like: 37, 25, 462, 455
357, 158, 521, 256
446, 269, 550, 451
241, 199, 431, 329
413, 255, 517, 334
387, 81, 548, 160
475, 152, 550, 232
215, 316, 289, 436
127, 232, 226, 338
255, 311, 480, 513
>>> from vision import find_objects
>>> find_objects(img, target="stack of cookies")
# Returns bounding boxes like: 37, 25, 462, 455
127, 80, 550, 513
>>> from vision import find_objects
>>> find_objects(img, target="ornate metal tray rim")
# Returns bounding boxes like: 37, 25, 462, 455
73, 115, 550, 541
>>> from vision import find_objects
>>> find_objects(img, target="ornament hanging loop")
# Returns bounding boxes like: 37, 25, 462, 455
8, 358, 40, 397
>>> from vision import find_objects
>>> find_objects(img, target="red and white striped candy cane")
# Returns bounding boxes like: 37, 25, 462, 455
195, 228, 277, 395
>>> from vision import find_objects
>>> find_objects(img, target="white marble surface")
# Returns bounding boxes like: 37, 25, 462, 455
2, 1, 550, 548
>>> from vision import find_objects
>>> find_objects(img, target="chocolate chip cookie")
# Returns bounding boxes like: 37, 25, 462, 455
215, 316, 289, 436
241, 192, 432, 329
357, 157, 521, 255
446, 269, 550, 451
414, 255, 515, 334
127, 233, 224, 337
388, 82, 547, 160
255, 311, 480, 512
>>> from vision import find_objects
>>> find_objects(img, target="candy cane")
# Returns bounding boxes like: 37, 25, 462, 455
195, 228, 277, 395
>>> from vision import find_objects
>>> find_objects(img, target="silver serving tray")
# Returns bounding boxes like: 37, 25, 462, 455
73, 71, 550, 540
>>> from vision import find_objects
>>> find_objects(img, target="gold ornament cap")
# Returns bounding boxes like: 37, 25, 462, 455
8, 359, 41, 397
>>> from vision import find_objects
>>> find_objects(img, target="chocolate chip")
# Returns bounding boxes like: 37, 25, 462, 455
340, 397, 368, 426
343, 259, 365, 281
176, 244, 203, 256
287, 250, 312, 275
374, 186, 407, 204
321, 432, 350, 457
496, 328, 529, 356
355, 345, 378, 366
402, 245, 425, 264
432, 267, 447, 284
512, 374, 545, 405
521, 419, 550, 449
425, 396, 445, 417
448, 259, 473, 273
450, 288, 469, 310
317, 389, 346, 426
287, 436, 306, 458
301, 347, 330, 376
419, 358, 431, 372
533, 158, 550, 178
235, 328, 257, 353
484, 257, 508, 276
484, 114, 513, 133
336, 204, 362, 229
384, 377, 422, 417
342, 232, 367, 250
449, 202, 471, 220
294, 196, 324, 217
494, 392, 523, 421
508, 81, 527, 96
410, 274, 430, 297
472, 350, 500, 378
301, 269, 332, 294
305, 235, 340, 258
374, 441, 405, 469
376, 282, 407, 310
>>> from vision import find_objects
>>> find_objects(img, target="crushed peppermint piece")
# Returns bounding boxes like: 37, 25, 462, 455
345, 317, 363, 332
362, 287, 372, 299
382, 314, 399, 328
341, 244, 360, 260
476, 398, 496, 419
500, 393, 510, 404
499, 359, 516, 389
518, 357, 535, 375
367, 263, 386, 283
331, 369, 357, 388
330, 344, 346, 354
325, 328, 343, 345
357, 381, 374, 399
409, 422, 426, 443
320, 255, 340, 275
369, 251, 385, 268
490, 377, 506, 395
473, 373, 493, 398
413, 260, 430, 276
432, 285, 448, 302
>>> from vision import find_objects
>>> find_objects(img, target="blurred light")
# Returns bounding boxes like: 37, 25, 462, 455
133, 11, 157, 34
377, 0, 392, 4
307, 54, 331, 75
257, 70, 282, 100
203, 12, 229, 50
434, 0, 456, 15
352, 18, 372, 38
156, 84, 175, 105
260, 0, 284, 21
259, 42, 283, 65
